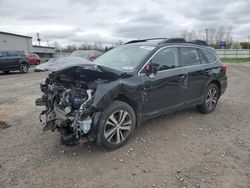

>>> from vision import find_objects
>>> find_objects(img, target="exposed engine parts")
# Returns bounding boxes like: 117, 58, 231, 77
35, 64, 122, 146
71, 89, 93, 137
36, 82, 96, 145
36, 70, 105, 145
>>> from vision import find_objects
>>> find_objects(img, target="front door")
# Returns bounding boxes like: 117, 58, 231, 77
141, 47, 187, 117
0, 51, 8, 69
7, 51, 20, 69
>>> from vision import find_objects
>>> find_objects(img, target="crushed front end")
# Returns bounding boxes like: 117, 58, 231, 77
35, 65, 119, 146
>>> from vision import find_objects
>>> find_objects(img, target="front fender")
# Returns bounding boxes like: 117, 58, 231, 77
91, 81, 121, 110
19, 59, 30, 66
91, 79, 143, 111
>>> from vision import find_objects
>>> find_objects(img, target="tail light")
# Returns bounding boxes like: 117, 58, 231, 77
221, 64, 227, 74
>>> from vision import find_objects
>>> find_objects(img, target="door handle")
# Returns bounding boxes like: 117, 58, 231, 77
179, 74, 188, 87
205, 70, 212, 74
180, 74, 187, 79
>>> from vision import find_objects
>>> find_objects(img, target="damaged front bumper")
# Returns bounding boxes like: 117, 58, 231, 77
36, 83, 98, 146
36, 96, 99, 145
35, 64, 122, 146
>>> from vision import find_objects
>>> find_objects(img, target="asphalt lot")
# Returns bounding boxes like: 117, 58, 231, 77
0, 64, 249, 188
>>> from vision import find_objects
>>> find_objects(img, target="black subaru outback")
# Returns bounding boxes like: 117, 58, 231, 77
36, 38, 227, 150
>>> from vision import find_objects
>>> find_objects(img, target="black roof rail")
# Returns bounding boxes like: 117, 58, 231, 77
143, 38, 167, 41
125, 40, 147, 44
189, 40, 208, 46
125, 38, 167, 44
124, 38, 209, 46
159, 38, 186, 44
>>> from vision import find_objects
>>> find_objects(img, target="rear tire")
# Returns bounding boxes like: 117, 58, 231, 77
96, 101, 136, 150
20, 64, 29, 73
197, 83, 219, 114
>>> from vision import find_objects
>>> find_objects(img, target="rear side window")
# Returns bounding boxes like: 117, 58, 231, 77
18, 51, 26, 56
180, 47, 201, 66
198, 50, 207, 64
7, 51, 19, 57
32, 54, 39, 58
201, 49, 217, 63
150, 47, 180, 71
0, 51, 7, 57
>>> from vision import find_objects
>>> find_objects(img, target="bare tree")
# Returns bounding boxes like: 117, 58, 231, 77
181, 26, 233, 47
53, 41, 62, 52
230, 42, 241, 49
224, 26, 233, 45
114, 40, 123, 47
181, 30, 201, 41
207, 28, 216, 44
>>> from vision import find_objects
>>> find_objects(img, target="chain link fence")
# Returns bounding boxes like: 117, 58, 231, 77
216, 49, 250, 58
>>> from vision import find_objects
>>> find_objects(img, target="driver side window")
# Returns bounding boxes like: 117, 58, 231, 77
150, 47, 180, 71
0, 51, 7, 57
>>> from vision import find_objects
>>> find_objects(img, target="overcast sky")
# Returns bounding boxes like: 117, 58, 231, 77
0, 0, 250, 47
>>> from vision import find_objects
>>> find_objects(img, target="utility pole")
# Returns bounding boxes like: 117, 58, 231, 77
205, 28, 208, 44
36, 33, 41, 46
46, 41, 49, 47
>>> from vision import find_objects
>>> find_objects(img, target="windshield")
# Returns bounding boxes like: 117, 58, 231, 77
94, 45, 154, 72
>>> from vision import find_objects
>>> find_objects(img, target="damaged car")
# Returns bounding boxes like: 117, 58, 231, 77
35, 56, 91, 72
36, 38, 227, 150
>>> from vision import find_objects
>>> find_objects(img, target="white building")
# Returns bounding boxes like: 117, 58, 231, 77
0, 31, 55, 58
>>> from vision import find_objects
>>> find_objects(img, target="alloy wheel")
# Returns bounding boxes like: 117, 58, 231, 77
206, 87, 217, 110
21, 64, 28, 73
23, 66, 28, 72
104, 110, 132, 144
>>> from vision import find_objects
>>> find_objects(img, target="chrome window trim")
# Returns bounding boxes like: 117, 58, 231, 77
137, 45, 218, 75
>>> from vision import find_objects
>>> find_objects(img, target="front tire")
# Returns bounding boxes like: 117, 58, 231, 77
96, 101, 136, 150
20, 64, 29, 73
197, 83, 219, 114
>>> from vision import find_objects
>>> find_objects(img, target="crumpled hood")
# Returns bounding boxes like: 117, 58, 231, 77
48, 63, 127, 82
36, 56, 91, 72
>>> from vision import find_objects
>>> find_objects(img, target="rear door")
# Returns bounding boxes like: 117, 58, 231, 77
179, 47, 206, 104
7, 51, 20, 68
141, 47, 187, 116
0, 51, 8, 69
200, 48, 220, 75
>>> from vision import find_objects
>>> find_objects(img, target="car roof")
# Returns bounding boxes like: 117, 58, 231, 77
0, 50, 14, 53
124, 38, 210, 49
0, 50, 18, 52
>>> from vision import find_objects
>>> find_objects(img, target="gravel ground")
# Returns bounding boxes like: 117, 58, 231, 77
0, 64, 249, 188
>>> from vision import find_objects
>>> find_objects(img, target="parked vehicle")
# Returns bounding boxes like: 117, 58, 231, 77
36, 38, 227, 150
0, 50, 30, 73
34, 58, 57, 72
26, 53, 41, 65
71, 50, 102, 61
34, 56, 91, 72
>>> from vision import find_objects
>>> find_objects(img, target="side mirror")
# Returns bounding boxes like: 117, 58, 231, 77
145, 63, 157, 78
0, 53, 2, 57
